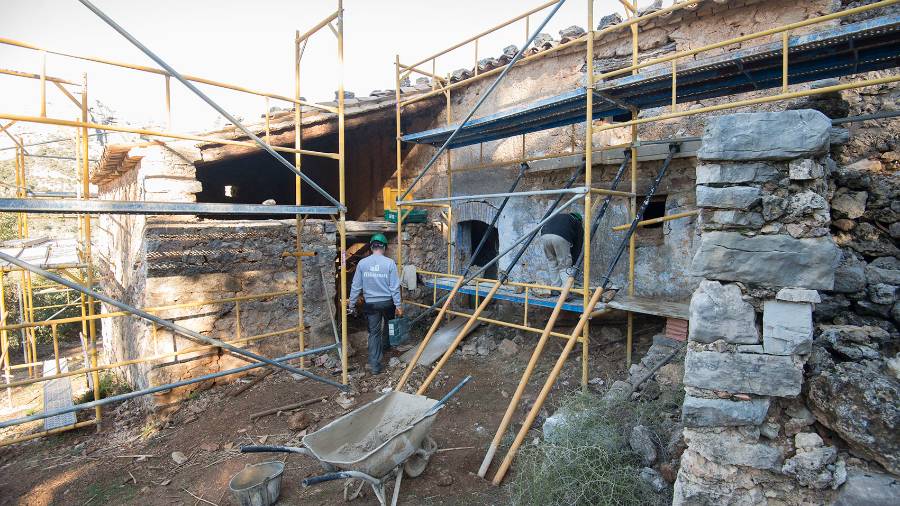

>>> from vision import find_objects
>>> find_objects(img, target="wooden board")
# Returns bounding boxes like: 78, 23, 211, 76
606, 294, 690, 320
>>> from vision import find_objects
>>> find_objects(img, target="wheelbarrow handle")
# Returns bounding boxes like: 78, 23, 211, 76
424, 375, 472, 417
303, 472, 352, 487
240, 445, 309, 454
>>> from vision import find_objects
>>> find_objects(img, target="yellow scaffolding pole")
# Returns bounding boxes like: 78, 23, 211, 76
581, 0, 594, 391
0, 1, 352, 446
337, 0, 349, 385
295, 30, 307, 369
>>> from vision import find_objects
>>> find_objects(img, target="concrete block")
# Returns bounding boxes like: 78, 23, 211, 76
763, 300, 813, 356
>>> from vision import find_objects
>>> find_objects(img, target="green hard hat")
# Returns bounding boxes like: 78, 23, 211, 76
370, 233, 388, 246
571, 212, 583, 221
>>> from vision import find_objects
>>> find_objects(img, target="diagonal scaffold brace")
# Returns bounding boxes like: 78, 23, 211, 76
0, 250, 350, 391
0, 344, 338, 429
398, 0, 567, 201
75, 0, 344, 212
491, 144, 679, 485
405, 163, 585, 330
395, 164, 585, 391
461, 162, 530, 279
477, 150, 632, 477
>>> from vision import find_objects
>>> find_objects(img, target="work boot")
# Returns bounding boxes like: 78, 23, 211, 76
365, 363, 382, 375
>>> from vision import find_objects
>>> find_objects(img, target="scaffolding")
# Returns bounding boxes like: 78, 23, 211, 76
0, 0, 351, 447
391, 0, 900, 483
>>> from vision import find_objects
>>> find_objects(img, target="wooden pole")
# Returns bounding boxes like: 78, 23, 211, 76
394, 276, 465, 390
478, 276, 574, 477
492, 284, 608, 485
416, 280, 502, 395
249, 395, 326, 421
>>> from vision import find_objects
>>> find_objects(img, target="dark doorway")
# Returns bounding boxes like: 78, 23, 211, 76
458, 220, 499, 279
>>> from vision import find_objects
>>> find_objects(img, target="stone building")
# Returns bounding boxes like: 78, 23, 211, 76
90, 0, 898, 502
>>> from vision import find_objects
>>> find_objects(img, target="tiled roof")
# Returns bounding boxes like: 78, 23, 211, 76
199, 83, 438, 146
91, 143, 149, 185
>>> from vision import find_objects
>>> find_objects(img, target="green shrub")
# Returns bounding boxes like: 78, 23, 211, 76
508, 389, 682, 506
75, 372, 131, 405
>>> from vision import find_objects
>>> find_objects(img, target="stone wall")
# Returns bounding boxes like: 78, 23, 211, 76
96, 143, 201, 392
674, 109, 898, 504
396, 0, 861, 299
141, 219, 335, 406
94, 144, 337, 406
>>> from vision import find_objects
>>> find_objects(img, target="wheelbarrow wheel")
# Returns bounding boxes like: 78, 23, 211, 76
403, 436, 438, 478
343, 478, 365, 502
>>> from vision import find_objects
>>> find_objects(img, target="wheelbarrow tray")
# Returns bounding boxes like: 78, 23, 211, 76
302, 391, 438, 478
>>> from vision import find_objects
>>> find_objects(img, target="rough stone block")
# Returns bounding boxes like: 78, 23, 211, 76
684, 349, 802, 397
704, 210, 764, 229
698, 110, 832, 161
143, 177, 203, 194
830, 127, 851, 145
696, 185, 761, 209
776, 288, 821, 303
763, 300, 813, 356
869, 283, 897, 305
782, 446, 838, 489
688, 280, 759, 344
834, 469, 900, 506
832, 189, 868, 219
788, 159, 824, 180
683, 427, 784, 471
682, 395, 770, 427
834, 250, 867, 293
691, 231, 840, 290
695, 162, 778, 184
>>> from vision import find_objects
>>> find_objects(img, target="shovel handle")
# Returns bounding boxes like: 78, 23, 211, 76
240, 445, 308, 454
424, 375, 472, 417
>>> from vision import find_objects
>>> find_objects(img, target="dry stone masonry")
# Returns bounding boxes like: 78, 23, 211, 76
674, 110, 868, 505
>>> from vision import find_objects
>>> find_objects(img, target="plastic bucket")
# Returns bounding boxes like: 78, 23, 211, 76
229, 461, 285, 506
388, 317, 410, 346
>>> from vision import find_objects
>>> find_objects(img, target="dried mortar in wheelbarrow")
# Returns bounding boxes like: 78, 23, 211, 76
302, 390, 438, 479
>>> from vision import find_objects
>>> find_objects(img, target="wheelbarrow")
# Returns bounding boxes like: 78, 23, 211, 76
242, 376, 471, 505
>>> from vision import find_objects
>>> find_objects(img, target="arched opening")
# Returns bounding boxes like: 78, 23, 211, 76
457, 219, 499, 279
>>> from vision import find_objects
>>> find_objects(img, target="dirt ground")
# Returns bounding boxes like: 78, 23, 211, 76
0, 315, 659, 506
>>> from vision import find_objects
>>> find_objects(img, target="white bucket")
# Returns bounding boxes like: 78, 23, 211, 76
229, 461, 285, 506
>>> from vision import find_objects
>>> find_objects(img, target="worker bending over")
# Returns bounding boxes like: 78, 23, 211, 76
348, 233, 402, 375
540, 212, 583, 293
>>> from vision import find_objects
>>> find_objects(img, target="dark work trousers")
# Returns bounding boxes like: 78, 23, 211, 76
364, 299, 395, 371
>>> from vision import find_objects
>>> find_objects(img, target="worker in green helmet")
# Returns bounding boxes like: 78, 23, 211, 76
539, 212, 583, 293
348, 233, 402, 375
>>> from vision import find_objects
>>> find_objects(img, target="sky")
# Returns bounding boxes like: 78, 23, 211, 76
0, 0, 626, 137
